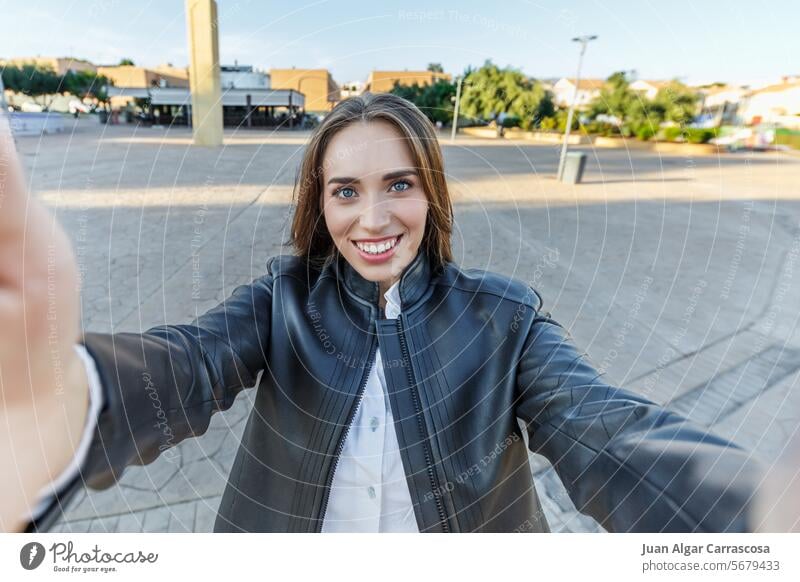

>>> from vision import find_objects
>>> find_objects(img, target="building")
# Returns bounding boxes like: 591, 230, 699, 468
629, 79, 670, 100
270, 68, 339, 112
0, 56, 96, 75
738, 78, 800, 128
220, 64, 269, 90
552, 78, 604, 108
339, 81, 365, 99
696, 84, 748, 126
106, 85, 304, 128
153, 64, 190, 81
98, 65, 190, 112
97, 65, 190, 89
364, 70, 451, 93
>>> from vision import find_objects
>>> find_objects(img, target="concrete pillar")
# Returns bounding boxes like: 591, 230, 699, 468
246, 94, 252, 128
185, 0, 223, 146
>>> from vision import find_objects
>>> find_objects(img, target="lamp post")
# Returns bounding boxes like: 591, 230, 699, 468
557, 34, 597, 181
450, 74, 464, 143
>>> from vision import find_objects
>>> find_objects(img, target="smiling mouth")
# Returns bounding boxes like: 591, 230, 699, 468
351, 234, 402, 255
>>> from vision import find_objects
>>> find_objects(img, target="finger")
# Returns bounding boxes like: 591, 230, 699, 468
0, 110, 29, 233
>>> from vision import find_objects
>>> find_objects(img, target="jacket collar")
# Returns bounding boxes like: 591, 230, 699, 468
334, 245, 433, 310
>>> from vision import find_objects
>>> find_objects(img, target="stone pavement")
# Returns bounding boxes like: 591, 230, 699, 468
18, 119, 800, 532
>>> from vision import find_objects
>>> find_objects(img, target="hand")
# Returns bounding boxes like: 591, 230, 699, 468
0, 112, 89, 532
751, 432, 800, 532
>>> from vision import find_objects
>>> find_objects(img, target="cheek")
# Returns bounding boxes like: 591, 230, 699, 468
322, 200, 350, 239
394, 198, 428, 237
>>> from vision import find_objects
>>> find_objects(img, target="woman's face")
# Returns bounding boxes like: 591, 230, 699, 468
321, 120, 429, 295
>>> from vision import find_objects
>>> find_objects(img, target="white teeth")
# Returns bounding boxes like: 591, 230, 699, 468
355, 236, 398, 254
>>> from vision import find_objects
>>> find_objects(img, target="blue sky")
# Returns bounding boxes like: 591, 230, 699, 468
2, 0, 797, 86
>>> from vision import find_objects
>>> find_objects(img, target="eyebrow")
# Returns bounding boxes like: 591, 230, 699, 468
326, 169, 418, 185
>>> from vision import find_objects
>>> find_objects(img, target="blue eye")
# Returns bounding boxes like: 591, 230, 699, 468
334, 187, 356, 199
391, 180, 411, 192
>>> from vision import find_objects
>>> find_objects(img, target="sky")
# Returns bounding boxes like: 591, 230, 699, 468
2, 0, 798, 87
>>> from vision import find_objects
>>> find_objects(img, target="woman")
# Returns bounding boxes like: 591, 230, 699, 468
3, 93, 760, 533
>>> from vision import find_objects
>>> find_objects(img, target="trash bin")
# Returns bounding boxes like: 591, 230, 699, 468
561, 151, 587, 184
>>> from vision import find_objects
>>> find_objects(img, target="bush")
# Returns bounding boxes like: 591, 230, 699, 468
538, 116, 557, 131
582, 120, 619, 137
501, 115, 521, 128
775, 128, 800, 150
662, 126, 683, 142
661, 126, 717, 144
684, 128, 717, 144
635, 125, 656, 141
556, 109, 579, 132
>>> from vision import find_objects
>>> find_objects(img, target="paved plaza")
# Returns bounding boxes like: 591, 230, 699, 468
19, 118, 800, 532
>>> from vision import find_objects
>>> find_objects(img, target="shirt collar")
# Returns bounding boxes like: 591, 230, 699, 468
384, 280, 402, 319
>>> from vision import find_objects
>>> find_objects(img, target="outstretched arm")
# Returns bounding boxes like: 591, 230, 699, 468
514, 299, 763, 533
0, 109, 276, 532
24, 266, 276, 532
0, 112, 91, 532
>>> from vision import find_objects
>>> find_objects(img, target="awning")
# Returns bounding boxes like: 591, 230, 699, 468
106, 86, 305, 108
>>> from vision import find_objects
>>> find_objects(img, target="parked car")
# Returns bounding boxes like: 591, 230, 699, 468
20, 102, 44, 113
68, 99, 91, 115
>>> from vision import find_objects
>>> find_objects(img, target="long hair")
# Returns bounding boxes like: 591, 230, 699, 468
288, 92, 454, 271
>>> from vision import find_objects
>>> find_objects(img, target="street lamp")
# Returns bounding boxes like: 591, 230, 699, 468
557, 34, 597, 181
450, 74, 464, 143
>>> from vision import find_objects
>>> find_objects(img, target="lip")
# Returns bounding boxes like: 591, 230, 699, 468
351, 234, 403, 264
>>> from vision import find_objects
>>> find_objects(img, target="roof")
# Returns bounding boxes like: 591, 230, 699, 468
631, 80, 671, 89
750, 81, 800, 95
557, 78, 605, 90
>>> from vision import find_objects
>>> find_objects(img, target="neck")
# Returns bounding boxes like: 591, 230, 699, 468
378, 277, 397, 310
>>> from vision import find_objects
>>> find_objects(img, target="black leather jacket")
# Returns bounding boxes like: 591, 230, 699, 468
27, 247, 760, 533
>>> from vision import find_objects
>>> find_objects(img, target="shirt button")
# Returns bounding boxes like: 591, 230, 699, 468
367, 486, 376, 499
370, 416, 379, 432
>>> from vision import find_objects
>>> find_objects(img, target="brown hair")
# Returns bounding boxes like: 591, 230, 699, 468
288, 92, 453, 271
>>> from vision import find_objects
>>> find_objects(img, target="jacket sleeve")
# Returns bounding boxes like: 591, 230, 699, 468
23, 261, 276, 532
514, 300, 763, 533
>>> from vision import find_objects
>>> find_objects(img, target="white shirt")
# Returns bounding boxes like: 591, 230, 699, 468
32, 281, 419, 532
320, 279, 418, 532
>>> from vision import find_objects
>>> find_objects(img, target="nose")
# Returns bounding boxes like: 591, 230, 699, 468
358, 194, 391, 232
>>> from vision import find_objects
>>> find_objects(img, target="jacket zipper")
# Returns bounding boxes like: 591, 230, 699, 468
315, 315, 379, 532
397, 314, 450, 532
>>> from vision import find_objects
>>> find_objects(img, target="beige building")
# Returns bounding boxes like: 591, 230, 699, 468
270, 68, 339, 112
552, 78, 605, 108
97, 65, 189, 111
739, 78, 800, 127
0, 56, 96, 75
97, 65, 189, 89
629, 79, 671, 100
364, 70, 451, 93
153, 64, 190, 81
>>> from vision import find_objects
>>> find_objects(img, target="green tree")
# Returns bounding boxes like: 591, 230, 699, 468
0, 65, 61, 108
427, 62, 444, 73
1, 65, 112, 108
588, 71, 636, 121
63, 70, 111, 103
654, 81, 699, 126
118, 58, 135, 66
459, 60, 552, 130
390, 79, 456, 125
587, 73, 701, 139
